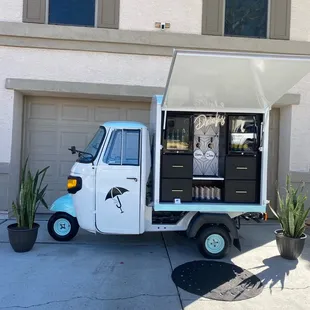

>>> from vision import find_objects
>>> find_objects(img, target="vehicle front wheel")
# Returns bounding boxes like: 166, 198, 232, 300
197, 226, 231, 259
48, 212, 79, 242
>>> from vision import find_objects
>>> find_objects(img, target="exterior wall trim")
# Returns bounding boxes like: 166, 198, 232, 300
5, 79, 299, 107
2, 21, 310, 56
273, 93, 301, 107
5, 79, 165, 101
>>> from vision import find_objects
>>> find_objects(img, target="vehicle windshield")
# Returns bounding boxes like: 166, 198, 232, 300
78, 126, 106, 163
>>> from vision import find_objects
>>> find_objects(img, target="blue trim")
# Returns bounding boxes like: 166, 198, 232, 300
154, 95, 163, 105
102, 121, 146, 129
53, 218, 72, 236
205, 234, 225, 254
154, 203, 266, 213
50, 194, 76, 217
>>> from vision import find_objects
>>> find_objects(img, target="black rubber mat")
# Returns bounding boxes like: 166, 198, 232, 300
171, 260, 263, 301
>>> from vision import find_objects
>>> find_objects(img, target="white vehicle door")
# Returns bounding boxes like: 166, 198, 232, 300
95, 128, 141, 234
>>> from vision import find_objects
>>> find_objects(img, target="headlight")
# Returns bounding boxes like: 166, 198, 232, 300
67, 176, 82, 194
67, 179, 77, 189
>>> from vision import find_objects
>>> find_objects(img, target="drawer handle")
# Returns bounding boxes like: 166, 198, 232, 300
172, 165, 184, 168
172, 190, 184, 192
236, 167, 248, 170
236, 190, 248, 194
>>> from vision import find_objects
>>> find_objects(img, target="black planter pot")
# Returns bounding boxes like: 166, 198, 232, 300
7, 223, 40, 253
275, 229, 307, 260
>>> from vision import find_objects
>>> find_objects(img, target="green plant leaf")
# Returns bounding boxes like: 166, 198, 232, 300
11, 158, 49, 229
295, 208, 310, 237
275, 174, 309, 238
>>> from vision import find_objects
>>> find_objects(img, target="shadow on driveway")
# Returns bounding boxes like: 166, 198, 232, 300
244, 256, 298, 292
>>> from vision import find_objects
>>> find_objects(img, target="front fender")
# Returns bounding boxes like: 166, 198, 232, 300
50, 194, 76, 218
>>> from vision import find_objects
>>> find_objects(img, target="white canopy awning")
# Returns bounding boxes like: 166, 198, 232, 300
162, 50, 310, 113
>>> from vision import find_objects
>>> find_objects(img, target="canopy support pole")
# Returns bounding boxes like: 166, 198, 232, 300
260, 107, 271, 207
163, 109, 167, 130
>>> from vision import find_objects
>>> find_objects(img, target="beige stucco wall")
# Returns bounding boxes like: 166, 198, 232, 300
290, 0, 310, 41
0, 0, 23, 23
119, 0, 203, 34
288, 77, 310, 173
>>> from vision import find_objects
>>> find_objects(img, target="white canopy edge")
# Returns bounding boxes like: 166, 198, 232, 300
162, 49, 310, 114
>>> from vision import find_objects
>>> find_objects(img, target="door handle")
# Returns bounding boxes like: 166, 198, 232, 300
127, 177, 138, 182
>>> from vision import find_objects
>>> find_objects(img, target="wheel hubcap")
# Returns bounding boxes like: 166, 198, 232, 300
54, 219, 71, 236
205, 234, 225, 254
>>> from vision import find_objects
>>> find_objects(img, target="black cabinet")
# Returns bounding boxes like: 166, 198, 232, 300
161, 178, 193, 202
224, 180, 257, 203
160, 153, 193, 203
224, 155, 259, 203
158, 112, 263, 204
161, 154, 193, 179
225, 156, 257, 180
223, 113, 262, 204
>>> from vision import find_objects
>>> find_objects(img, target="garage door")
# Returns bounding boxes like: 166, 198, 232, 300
23, 96, 150, 212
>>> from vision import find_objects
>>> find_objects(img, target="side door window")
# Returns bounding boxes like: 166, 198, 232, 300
103, 129, 140, 166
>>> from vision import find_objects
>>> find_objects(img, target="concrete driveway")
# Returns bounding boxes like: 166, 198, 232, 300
0, 218, 309, 310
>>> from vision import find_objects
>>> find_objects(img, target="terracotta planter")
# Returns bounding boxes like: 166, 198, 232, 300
275, 229, 307, 260
7, 223, 40, 253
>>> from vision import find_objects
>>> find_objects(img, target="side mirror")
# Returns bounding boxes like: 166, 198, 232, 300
68, 146, 76, 154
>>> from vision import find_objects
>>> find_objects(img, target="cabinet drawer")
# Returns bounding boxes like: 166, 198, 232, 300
225, 156, 257, 180
161, 178, 192, 202
161, 154, 193, 179
224, 180, 257, 203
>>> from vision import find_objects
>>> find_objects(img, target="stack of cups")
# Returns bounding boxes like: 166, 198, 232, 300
192, 186, 221, 201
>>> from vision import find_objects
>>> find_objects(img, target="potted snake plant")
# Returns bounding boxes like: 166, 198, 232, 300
269, 175, 309, 260
7, 158, 49, 253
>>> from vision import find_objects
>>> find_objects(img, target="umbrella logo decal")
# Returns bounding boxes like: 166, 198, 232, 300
105, 187, 129, 213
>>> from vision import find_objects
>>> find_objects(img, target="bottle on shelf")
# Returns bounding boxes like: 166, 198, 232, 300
176, 129, 180, 149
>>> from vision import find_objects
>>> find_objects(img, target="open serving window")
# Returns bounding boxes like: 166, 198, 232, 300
156, 50, 310, 211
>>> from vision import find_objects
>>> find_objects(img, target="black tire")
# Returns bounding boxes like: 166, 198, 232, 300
197, 226, 231, 259
47, 212, 79, 242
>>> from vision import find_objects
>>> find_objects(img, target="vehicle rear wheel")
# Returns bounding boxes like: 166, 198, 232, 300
197, 226, 231, 259
48, 212, 79, 242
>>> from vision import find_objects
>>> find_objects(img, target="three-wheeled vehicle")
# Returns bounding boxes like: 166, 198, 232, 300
47, 50, 310, 258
